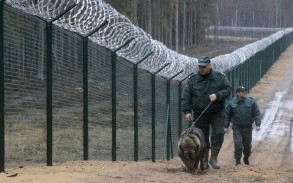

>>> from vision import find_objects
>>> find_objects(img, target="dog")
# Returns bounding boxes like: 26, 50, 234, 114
178, 126, 206, 174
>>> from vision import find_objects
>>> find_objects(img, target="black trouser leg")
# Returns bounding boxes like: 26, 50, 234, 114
194, 114, 211, 149
209, 110, 225, 169
194, 110, 224, 169
242, 127, 252, 158
232, 126, 243, 160
210, 109, 225, 149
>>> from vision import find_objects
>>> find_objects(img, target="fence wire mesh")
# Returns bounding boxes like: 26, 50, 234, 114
4, 4, 47, 168
137, 70, 152, 161
1, 0, 293, 171
154, 77, 167, 160
87, 43, 112, 160
5, 0, 293, 80
116, 58, 134, 160
170, 81, 180, 156
52, 25, 84, 162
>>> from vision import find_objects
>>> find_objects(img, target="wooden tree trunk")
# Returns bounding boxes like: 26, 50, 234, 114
175, 0, 178, 51
147, 0, 152, 35
182, 0, 186, 51
132, 0, 138, 25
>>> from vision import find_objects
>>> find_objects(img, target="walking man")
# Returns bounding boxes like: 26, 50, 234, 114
224, 86, 261, 166
182, 56, 231, 169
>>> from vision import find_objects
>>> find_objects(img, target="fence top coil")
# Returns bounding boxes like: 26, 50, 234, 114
5, 0, 293, 80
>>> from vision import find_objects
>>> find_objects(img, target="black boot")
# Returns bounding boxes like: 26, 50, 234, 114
243, 156, 249, 165
236, 158, 241, 166
203, 150, 209, 170
209, 148, 220, 169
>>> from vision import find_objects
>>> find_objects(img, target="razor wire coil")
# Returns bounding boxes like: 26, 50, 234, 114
5, 0, 293, 80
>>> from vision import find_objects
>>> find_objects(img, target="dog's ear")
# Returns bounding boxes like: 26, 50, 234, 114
178, 150, 183, 158
178, 145, 184, 157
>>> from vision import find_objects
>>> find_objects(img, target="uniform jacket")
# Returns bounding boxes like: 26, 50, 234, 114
224, 96, 261, 128
182, 69, 231, 114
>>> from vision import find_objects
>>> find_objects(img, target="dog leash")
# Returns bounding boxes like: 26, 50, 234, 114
189, 101, 212, 129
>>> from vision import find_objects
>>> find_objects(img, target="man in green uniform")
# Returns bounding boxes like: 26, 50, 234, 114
182, 56, 231, 169
224, 86, 261, 166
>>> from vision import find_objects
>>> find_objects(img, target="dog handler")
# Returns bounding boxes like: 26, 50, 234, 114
182, 56, 231, 169
224, 86, 261, 165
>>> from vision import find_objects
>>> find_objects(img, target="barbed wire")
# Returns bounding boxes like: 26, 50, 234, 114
211, 29, 293, 72
5, 0, 293, 80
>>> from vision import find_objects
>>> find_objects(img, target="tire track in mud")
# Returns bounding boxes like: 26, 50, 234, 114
251, 91, 293, 169
290, 117, 293, 153
290, 118, 293, 154
286, 79, 293, 154
246, 44, 293, 170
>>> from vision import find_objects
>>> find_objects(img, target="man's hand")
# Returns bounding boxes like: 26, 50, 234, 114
209, 94, 217, 102
224, 127, 229, 134
185, 113, 192, 121
256, 126, 260, 131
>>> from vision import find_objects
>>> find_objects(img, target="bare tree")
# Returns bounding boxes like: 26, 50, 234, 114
147, 0, 152, 34
175, 0, 179, 51
182, 0, 186, 51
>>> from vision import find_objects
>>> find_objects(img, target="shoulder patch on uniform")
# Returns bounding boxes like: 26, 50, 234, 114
247, 96, 255, 100
188, 73, 197, 79
214, 70, 225, 75
191, 73, 197, 77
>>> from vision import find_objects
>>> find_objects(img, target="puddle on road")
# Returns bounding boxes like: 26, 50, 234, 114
252, 91, 293, 152
290, 121, 293, 152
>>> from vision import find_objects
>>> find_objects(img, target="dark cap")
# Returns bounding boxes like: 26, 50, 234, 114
236, 86, 247, 92
197, 56, 211, 66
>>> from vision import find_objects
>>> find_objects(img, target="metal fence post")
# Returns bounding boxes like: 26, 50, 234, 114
45, 20, 53, 166
0, 0, 5, 173
178, 73, 193, 136
133, 52, 153, 161
111, 51, 117, 161
111, 38, 135, 161
231, 68, 236, 97
78, 21, 108, 161
39, 3, 77, 166
151, 63, 170, 162
165, 70, 183, 160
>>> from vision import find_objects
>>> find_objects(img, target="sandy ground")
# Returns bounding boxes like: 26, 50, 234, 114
1, 44, 293, 183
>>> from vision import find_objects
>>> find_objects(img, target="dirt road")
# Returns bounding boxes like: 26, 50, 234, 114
1, 45, 293, 183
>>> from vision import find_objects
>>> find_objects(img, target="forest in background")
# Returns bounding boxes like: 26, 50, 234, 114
104, 0, 293, 51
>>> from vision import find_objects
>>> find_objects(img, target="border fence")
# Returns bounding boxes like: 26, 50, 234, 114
1, 0, 293, 172
208, 26, 284, 40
